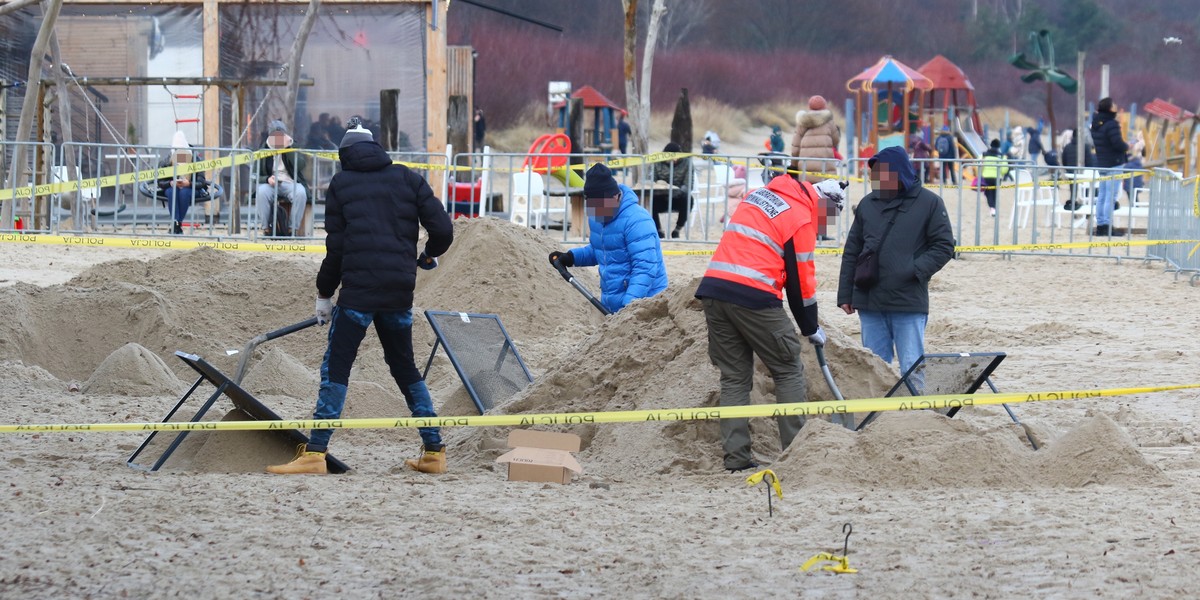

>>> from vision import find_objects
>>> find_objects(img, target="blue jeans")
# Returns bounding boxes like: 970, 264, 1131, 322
307, 307, 441, 452
1095, 176, 1120, 227
858, 310, 927, 389
166, 186, 194, 224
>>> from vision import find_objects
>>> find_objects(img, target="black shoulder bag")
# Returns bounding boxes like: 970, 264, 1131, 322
853, 208, 899, 290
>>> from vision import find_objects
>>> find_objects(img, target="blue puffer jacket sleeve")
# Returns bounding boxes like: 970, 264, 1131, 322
620, 202, 665, 308
577, 185, 668, 312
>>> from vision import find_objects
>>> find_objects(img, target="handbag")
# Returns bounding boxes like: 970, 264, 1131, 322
853, 210, 899, 290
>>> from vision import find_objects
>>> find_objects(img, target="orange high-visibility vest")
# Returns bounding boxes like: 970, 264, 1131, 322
704, 176, 818, 304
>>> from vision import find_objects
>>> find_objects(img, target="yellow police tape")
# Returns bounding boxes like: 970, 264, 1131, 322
2, 383, 1198, 434
0, 232, 325, 254
3, 233, 1197, 258
662, 239, 1200, 257
0, 148, 465, 202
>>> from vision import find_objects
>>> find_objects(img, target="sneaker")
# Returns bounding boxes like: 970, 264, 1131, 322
671, 228, 682, 239
172, 221, 183, 235
266, 444, 328, 475
404, 445, 447, 474
989, 208, 997, 217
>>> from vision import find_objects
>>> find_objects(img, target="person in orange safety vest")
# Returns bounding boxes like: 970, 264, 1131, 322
695, 170, 846, 472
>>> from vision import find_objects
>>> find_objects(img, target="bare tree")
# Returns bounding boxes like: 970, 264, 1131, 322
622, 0, 666, 156
282, 0, 321, 136
3, 0, 63, 227
657, 0, 712, 50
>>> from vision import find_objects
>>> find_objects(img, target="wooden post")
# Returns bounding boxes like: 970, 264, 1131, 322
379, 89, 400, 151
669, 88, 691, 152
447, 95, 469, 168
202, 0, 219, 149
425, 0, 447, 155
4, 0, 64, 228
568, 97, 583, 168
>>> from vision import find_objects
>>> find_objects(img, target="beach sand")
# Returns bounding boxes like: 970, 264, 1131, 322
1, 215, 1198, 598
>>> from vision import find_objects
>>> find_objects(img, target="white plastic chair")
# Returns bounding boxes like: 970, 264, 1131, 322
1009, 169, 1059, 228
688, 163, 738, 232
508, 167, 558, 229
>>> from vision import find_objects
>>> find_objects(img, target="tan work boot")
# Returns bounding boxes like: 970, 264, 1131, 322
266, 444, 328, 475
404, 445, 447, 474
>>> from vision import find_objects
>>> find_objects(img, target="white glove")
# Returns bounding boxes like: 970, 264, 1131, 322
316, 297, 333, 325
807, 326, 827, 346
813, 179, 847, 212
417, 251, 438, 271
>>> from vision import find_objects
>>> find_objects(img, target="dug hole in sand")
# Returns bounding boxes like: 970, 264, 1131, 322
0, 217, 1168, 489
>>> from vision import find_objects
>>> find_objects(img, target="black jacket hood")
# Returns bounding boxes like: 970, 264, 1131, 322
338, 141, 392, 172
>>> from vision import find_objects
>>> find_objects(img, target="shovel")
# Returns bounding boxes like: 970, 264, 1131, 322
814, 344, 855, 430
553, 259, 611, 316
232, 317, 320, 385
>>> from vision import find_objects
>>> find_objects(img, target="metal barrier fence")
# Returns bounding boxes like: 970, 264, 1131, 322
56, 142, 257, 238
0, 139, 1182, 269
449, 149, 845, 245
847, 157, 1157, 259
1146, 169, 1200, 284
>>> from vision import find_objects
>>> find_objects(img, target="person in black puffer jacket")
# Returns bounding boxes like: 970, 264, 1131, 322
1089, 97, 1130, 236
268, 121, 454, 476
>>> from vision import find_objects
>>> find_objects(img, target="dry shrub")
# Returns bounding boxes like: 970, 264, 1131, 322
486, 102, 556, 154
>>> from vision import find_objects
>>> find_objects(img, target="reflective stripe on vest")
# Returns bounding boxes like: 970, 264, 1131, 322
707, 261, 778, 289
725, 222, 783, 256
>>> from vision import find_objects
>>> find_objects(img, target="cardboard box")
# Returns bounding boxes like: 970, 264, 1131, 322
495, 430, 583, 484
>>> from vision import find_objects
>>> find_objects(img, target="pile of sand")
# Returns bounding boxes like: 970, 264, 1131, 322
0, 248, 324, 383
771, 411, 1166, 489
239, 348, 319, 399
82, 342, 184, 396
415, 217, 605, 372
449, 277, 899, 476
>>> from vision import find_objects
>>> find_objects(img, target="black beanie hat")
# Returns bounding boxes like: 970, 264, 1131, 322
584, 163, 620, 199
990, 138, 1001, 149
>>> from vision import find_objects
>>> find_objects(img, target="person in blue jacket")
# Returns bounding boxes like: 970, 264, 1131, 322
548, 163, 668, 313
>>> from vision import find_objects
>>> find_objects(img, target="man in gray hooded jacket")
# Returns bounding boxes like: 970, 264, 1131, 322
837, 147, 955, 383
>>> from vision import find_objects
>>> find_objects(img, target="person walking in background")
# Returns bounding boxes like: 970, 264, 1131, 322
1090, 97, 1130, 237
267, 123, 454, 475
548, 164, 667, 313
934, 125, 957, 184
617, 110, 632, 154
1026, 126, 1044, 166
473, 108, 487, 152
980, 138, 1009, 217
695, 166, 845, 472
837, 147, 955, 386
908, 132, 933, 183
791, 95, 841, 240
769, 125, 785, 153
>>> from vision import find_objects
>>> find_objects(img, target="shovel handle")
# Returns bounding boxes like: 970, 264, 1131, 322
261, 317, 320, 342
553, 259, 611, 315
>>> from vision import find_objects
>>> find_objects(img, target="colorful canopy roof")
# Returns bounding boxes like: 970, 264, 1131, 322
551, 85, 623, 110
917, 55, 974, 91
846, 55, 934, 93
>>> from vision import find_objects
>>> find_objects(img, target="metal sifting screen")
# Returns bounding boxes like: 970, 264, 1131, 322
423, 311, 534, 414
887, 353, 1006, 398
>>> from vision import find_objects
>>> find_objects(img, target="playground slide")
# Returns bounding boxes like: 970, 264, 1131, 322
524, 134, 586, 188
954, 115, 987, 159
